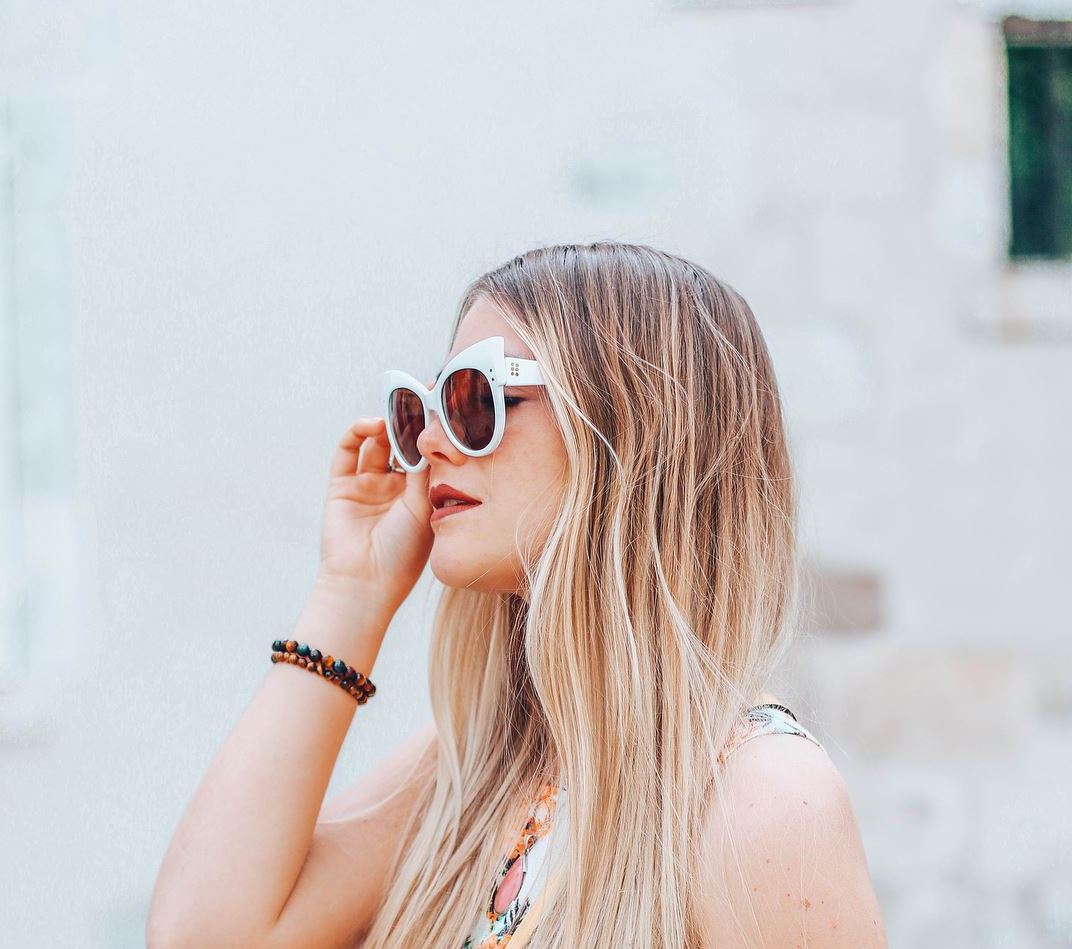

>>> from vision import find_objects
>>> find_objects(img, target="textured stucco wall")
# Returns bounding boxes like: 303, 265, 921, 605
2, 0, 1069, 946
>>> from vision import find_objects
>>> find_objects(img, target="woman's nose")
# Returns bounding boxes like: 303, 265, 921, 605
416, 406, 464, 463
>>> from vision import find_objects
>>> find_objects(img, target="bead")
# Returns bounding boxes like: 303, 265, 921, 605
268, 641, 375, 705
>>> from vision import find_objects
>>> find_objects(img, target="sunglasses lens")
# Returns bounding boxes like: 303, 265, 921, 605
443, 369, 495, 451
388, 387, 426, 467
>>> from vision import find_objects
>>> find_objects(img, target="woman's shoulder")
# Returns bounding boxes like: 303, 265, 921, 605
697, 699, 888, 947
717, 695, 825, 764
718, 698, 837, 800
712, 697, 843, 866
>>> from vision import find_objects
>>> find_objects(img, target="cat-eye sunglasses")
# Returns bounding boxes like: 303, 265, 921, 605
381, 335, 546, 473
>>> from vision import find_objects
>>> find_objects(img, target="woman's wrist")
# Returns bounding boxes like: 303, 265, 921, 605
292, 576, 392, 679
311, 573, 393, 623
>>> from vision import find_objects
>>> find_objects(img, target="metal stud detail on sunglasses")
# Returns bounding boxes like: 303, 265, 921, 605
381, 335, 546, 473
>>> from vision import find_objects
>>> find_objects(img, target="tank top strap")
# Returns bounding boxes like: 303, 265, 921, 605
717, 702, 824, 764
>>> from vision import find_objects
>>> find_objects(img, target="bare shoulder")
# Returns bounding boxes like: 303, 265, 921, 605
695, 730, 888, 949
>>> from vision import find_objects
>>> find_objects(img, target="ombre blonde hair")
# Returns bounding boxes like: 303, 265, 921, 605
360, 241, 802, 948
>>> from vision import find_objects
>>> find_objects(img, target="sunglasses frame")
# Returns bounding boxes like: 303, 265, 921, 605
381, 335, 546, 473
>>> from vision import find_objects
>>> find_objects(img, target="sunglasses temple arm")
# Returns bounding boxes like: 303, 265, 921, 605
506, 359, 544, 386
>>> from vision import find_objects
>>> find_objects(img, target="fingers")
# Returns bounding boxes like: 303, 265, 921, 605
357, 420, 394, 473
330, 417, 392, 480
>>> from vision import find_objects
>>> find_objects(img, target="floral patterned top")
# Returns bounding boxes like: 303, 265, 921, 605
460, 703, 824, 948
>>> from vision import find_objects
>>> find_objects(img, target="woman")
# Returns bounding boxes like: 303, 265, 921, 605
148, 241, 888, 948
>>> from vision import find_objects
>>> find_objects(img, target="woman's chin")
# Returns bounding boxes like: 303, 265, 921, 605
429, 550, 508, 595
429, 550, 479, 587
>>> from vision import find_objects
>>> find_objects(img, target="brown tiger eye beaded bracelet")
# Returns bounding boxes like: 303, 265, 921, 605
270, 639, 377, 704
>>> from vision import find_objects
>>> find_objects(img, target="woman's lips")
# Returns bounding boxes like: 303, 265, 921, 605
430, 501, 481, 524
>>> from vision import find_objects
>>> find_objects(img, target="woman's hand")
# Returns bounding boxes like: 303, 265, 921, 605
316, 417, 433, 625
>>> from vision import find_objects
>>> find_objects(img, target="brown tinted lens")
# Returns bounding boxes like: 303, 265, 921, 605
388, 387, 425, 466
443, 369, 495, 451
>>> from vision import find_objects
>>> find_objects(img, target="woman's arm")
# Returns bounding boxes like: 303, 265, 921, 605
146, 577, 426, 949
265, 717, 436, 949
695, 733, 888, 948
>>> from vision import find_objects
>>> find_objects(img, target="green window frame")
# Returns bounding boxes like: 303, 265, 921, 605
1004, 17, 1072, 259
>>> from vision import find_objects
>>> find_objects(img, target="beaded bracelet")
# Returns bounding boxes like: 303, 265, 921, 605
270, 639, 377, 704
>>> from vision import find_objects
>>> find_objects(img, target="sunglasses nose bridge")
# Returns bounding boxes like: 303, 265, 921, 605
414, 395, 453, 454
422, 388, 444, 427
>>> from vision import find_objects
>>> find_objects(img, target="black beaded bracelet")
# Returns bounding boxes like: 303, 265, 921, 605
270, 639, 377, 704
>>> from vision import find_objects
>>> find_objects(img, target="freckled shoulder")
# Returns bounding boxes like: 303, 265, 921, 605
694, 734, 888, 948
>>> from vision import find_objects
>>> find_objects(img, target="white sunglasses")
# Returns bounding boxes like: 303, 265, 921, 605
381, 335, 546, 473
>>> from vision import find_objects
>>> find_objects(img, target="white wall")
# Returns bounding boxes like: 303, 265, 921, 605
2, 0, 1069, 946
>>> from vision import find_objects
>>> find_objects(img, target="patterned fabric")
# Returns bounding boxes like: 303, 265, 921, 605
461, 782, 566, 949
716, 702, 824, 764
460, 703, 823, 948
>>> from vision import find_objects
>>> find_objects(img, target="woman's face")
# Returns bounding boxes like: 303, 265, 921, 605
417, 300, 567, 598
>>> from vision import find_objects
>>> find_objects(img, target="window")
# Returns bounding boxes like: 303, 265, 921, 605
1004, 17, 1072, 259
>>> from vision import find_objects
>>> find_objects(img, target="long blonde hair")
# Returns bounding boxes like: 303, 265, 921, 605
360, 241, 802, 948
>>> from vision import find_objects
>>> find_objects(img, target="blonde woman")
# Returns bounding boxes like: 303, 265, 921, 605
148, 242, 888, 948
